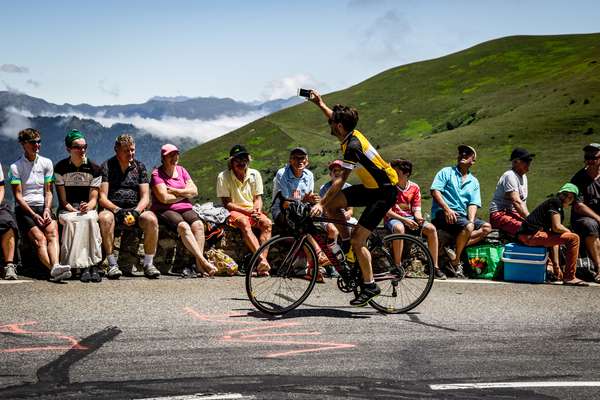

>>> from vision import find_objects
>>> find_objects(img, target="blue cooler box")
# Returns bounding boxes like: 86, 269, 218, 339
502, 243, 547, 283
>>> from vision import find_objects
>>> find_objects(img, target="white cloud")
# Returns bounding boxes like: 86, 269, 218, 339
6, 107, 268, 144
358, 9, 411, 61
26, 79, 41, 88
260, 74, 326, 101
2, 80, 24, 94
98, 79, 120, 98
0, 64, 29, 73
0, 108, 31, 139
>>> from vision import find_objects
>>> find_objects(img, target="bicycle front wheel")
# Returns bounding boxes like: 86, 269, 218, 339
245, 235, 318, 315
369, 233, 434, 313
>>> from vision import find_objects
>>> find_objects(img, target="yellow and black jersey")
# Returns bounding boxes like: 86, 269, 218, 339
340, 130, 398, 189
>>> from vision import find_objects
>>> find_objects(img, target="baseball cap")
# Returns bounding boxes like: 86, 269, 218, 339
290, 147, 308, 156
458, 144, 477, 158
161, 143, 179, 156
558, 183, 579, 196
583, 143, 600, 152
510, 147, 535, 161
229, 144, 249, 158
328, 160, 344, 170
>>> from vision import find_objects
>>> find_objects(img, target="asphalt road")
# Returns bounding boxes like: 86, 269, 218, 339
1, 275, 599, 399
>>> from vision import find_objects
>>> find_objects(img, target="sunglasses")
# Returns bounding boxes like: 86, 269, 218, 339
25, 139, 41, 145
70, 144, 88, 150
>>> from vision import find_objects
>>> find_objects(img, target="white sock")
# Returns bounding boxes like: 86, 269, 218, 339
107, 255, 117, 267
143, 254, 155, 267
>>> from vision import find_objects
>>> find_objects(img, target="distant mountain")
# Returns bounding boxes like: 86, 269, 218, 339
0, 92, 301, 120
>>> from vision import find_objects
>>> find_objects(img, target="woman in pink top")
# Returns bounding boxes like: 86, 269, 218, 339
151, 144, 216, 276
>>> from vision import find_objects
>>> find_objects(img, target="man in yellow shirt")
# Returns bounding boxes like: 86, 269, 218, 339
216, 145, 272, 275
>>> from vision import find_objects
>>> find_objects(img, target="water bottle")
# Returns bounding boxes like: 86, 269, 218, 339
328, 242, 346, 263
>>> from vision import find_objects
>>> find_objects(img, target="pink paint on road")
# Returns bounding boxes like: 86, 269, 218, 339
0, 321, 88, 353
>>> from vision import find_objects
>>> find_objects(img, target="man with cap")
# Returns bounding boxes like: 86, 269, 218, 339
216, 144, 272, 275
489, 148, 534, 237
430, 145, 491, 277
570, 143, 600, 282
517, 183, 587, 286
98, 134, 161, 279
54, 129, 103, 282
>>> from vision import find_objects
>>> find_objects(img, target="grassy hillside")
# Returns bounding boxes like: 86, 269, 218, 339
181, 33, 600, 218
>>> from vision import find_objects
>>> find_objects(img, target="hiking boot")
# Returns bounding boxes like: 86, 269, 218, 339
90, 266, 102, 283
107, 265, 123, 279
50, 264, 71, 278
350, 284, 381, 307
434, 268, 447, 280
144, 264, 161, 279
80, 268, 91, 283
325, 265, 340, 278
4, 263, 17, 280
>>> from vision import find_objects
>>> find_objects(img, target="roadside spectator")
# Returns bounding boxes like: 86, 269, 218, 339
570, 143, 600, 283
150, 144, 217, 277
430, 145, 491, 277
0, 162, 18, 280
517, 183, 587, 286
54, 129, 103, 282
489, 148, 534, 237
217, 144, 271, 275
385, 159, 445, 279
98, 134, 160, 279
9, 128, 71, 281
271, 147, 328, 280
319, 160, 357, 276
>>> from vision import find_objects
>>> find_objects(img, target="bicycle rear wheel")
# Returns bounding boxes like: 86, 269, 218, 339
369, 233, 434, 313
245, 235, 318, 315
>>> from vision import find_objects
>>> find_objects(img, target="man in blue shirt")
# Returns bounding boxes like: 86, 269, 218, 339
430, 145, 491, 276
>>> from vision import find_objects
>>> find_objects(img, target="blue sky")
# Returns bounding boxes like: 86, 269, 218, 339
1, 0, 599, 106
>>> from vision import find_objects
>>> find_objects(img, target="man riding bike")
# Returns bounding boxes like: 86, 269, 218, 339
308, 90, 399, 306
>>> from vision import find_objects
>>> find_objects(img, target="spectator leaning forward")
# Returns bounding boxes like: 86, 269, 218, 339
10, 128, 71, 281
570, 143, 600, 283
216, 144, 272, 276
98, 134, 161, 279
430, 145, 492, 278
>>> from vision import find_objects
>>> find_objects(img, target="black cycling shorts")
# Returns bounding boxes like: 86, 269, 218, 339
341, 184, 398, 231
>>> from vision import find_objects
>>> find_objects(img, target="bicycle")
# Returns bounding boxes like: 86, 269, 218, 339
245, 201, 435, 315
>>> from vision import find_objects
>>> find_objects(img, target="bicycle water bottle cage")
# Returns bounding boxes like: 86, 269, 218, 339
283, 200, 314, 234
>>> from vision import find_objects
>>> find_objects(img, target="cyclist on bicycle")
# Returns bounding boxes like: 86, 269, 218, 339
308, 90, 399, 306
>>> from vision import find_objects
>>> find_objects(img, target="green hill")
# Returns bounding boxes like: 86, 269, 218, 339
181, 33, 600, 218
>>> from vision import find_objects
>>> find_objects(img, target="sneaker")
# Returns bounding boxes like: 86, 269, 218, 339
144, 264, 161, 279
80, 268, 91, 283
50, 264, 71, 278
90, 266, 102, 283
107, 265, 123, 279
181, 265, 198, 278
50, 270, 72, 282
4, 263, 17, 280
434, 268, 447, 280
453, 262, 466, 279
350, 284, 381, 307
325, 265, 340, 278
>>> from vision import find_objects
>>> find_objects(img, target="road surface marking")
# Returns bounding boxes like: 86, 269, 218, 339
0, 321, 87, 353
137, 393, 253, 399
0, 280, 32, 284
431, 381, 600, 390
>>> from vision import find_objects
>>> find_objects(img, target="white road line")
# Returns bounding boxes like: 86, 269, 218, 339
136, 393, 253, 400
431, 381, 600, 390
0, 280, 32, 284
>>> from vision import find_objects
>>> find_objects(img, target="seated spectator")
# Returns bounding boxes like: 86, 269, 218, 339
54, 129, 103, 282
217, 144, 272, 275
0, 162, 18, 280
570, 143, 600, 283
489, 148, 533, 237
517, 183, 587, 286
385, 159, 445, 279
271, 147, 328, 280
430, 145, 491, 277
9, 128, 71, 281
98, 134, 160, 279
150, 144, 217, 277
